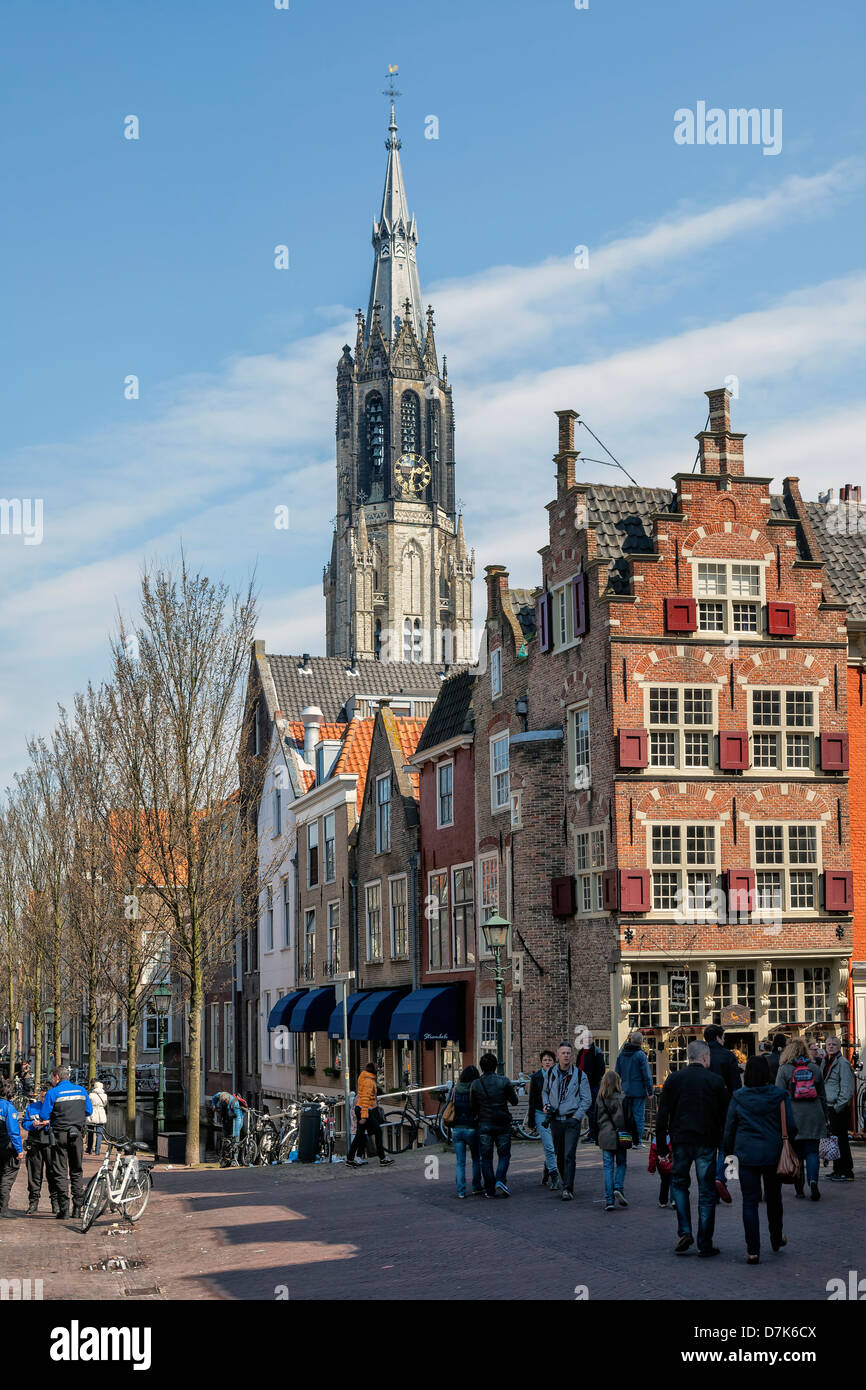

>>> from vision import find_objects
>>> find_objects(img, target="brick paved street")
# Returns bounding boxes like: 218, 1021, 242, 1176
1, 1141, 863, 1302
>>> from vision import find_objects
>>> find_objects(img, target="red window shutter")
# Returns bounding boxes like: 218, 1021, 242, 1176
617, 728, 648, 769
767, 602, 796, 637
664, 596, 697, 633
537, 592, 553, 653
619, 870, 650, 913
724, 869, 755, 914
551, 876, 576, 917
572, 573, 589, 637
820, 732, 849, 772
719, 731, 750, 771
824, 870, 853, 913
602, 870, 618, 912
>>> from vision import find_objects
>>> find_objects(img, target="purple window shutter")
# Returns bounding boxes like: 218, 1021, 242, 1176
572, 573, 589, 637
820, 732, 849, 772
537, 592, 552, 653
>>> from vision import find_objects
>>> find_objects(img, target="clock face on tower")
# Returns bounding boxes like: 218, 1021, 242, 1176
394, 452, 431, 497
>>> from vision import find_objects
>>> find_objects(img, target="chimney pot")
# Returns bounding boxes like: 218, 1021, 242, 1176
301, 705, 323, 764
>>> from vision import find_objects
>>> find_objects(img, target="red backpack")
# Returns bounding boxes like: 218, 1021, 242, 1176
789, 1062, 818, 1102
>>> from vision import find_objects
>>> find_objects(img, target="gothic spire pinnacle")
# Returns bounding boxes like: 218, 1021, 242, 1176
456, 512, 467, 560
357, 506, 368, 551
367, 67, 424, 347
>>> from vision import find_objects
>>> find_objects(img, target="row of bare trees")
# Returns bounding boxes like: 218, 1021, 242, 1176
0, 557, 263, 1164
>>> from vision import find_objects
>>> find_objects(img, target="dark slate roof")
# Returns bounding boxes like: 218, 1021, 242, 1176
804, 501, 866, 621
414, 670, 476, 755
507, 588, 537, 640
267, 655, 448, 723
579, 485, 676, 592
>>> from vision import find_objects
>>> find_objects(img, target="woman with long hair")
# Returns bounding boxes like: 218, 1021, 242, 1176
775, 1038, 828, 1201
595, 1069, 629, 1211
449, 1065, 482, 1198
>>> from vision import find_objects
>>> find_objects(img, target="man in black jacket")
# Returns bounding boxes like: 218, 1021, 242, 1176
703, 1025, 741, 1204
575, 1029, 607, 1143
656, 1040, 729, 1257
470, 1053, 519, 1197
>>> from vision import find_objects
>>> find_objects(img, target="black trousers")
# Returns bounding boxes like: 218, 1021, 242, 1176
829, 1106, 854, 1177
0, 1151, 20, 1209
25, 1144, 56, 1202
348, 1107, 385, 1161
48, 1130, 85, 1205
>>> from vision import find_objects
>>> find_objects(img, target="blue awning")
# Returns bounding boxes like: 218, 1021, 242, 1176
327, 991, 373, 1039
388, 987, 459, 1042
288, 986, 336, 1033
349, 988, 410, 1042
267, 990, 308, 1030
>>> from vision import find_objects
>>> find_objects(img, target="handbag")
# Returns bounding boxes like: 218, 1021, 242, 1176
603, 1099, 632, 1151
441, 1086, 456, 1129
776, 1100, 801, 1184
819, 1131, 840, 1164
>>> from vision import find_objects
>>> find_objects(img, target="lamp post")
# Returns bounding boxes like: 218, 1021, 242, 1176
481, 913, 510, 1076
151, 983, 172, 1133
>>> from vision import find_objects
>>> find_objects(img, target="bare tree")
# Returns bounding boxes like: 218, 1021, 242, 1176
25, 735, 73, 1069
0, 802, 24, 1079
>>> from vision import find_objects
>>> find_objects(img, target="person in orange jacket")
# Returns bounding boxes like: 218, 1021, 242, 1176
347, 1063, 393, 1168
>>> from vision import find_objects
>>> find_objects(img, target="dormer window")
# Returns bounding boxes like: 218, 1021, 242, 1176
694, 561, 762, 635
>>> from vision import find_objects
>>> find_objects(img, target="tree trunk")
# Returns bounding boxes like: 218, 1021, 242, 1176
53, 910, 62, 1069
87, 970, 98, 1084
33, 958, 42, 1088
126, 1010, 138, 1141
5, 932, 15, 1079
185, 942, 203, 1167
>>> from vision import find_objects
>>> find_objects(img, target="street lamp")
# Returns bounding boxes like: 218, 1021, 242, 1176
151, 983, 172, 1133
481, 913, 510, 1076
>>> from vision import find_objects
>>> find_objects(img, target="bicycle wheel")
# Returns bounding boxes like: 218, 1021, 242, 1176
256, 1128, 276, 1165
80, 1173, 109, 1233
101, 1072, 117, 1094
515, 1118, 541, 1141
380, 1110, 418, 1154
238, 1134, 257, 1166
121, 1169, 152, 1223
277, 1126, 298, 1163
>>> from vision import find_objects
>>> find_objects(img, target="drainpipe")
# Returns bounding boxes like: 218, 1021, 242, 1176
292, 851, 300, 1102
410, 848, 420, 1086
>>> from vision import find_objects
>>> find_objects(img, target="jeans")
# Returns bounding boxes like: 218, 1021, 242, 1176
739, 1164, 783, 1256
795, 1138, 819, 1187
478, 1124, 512, 1193
451, 1126, 482, 1196
86, 1124, 104, 1155
533, 1113, 559, 1176
829, 1106, 853, 1177
602, 1148, 627, 1204
550, 1117, 581, 1193
671, 1144, 717, 1252
628, 1096, 647, 1144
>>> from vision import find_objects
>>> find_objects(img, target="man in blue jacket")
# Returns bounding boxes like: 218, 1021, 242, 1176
23, 1087, 58, 1215
0, 1079, 23, 1217
615, 1029, 654, 1148
41, 1066, 92, 1219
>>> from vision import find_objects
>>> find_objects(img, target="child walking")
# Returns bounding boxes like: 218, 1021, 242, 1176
595, 1070, 629, 1210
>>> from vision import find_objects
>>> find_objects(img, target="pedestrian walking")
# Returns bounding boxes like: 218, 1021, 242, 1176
448, 1065, 482, 1198
541, 1042, 592, 1202
595, 1070, 629, 1211
87, 1078, 108, 1155
648, 1135, 675, 1208
615, 1029, 653, 1148
0, 1079, 23, 1217
212, 1091, 244, 1166
822, 1037, 855, 1182
765, 1033, 787, 1083
655, 1040, 729, 1257
41, 1066, 92, 1219
527, 1049, 560, 1188
23, 1086, 58, 1215
775, 1039, 828, 1201
703, 1025, 741, 1205
19, 1062, 35, 1100
347, 1063, 393, 1168
723, 1054, 798, 1265
575, 1031, 606, 1144
470, 1052, 519, 1197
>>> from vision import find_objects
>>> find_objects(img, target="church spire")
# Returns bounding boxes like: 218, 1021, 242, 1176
367, 67, 424, 346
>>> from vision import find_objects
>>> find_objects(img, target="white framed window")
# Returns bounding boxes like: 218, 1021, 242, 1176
427, 870, 449, 970
210, 1003, 219, 1071
365, 881, 383, 961
437, 760, 454, 827
575, 826, 606, 914
323, 811, 336, 882
263, 991, 272, 1062
646, 684, 714, 771
694, 560, 763, 635
376, 775, 391, 852
567, 702, 591, 789
223, 1002, 232, 1073
452, 864, 475, 967
282, 877, 291, 948
752, 821, 820, 913
478, 854, 499, 957
307, 820, 319, 887
490, 733, 510, 811
273, 784, 282, 837
750, 687, 817, 772
479, 1003, 498, 1054
551, 581, 579, 652
490, 646, 502, 699
327, 901, 341, 976
389, 875, 408, 958
303, 908, 316, 979
649, 821, 719, 916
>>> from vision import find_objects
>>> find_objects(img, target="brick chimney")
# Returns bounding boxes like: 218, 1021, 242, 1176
484, 564, 509, 619
696, 387, 746, 476
840, 483, 862, 503
555, 409, 579, 498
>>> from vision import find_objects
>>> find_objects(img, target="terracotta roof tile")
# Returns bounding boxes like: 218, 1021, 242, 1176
333, 718, 376, 804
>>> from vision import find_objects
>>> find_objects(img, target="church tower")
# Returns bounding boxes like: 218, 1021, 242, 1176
324, 83, 474, 664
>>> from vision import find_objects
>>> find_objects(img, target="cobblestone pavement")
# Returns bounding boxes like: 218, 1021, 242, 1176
1, 1142, 863, 1301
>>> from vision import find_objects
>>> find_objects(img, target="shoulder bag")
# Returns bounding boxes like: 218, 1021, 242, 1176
776, 1099, 801, 1183
603, 1098, 632, 1151
441, 1085, 457, 1129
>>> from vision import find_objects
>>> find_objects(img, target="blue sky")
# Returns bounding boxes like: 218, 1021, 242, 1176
1, 0, 865, 784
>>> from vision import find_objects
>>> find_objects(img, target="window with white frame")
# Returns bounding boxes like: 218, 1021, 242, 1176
263, 992, 272, 1062
554, 583, 571, 650
479, 1003, 498, 1053
428, 870, 448, 970
389, 875, 408, 958
223, 1001, 233, 1073
264, 884, 274, 951
327, 901, 340, 975
694, 560, 762, 635
575, 826, 606, 914
452, 865, 475, 967
303, 909, 316, 979
478, 855, 499, 956
647, 685, 714, 770
767, 967, 797, 1027
366, 882, 382, 961
751, 688, 816, 771
273, 783, 282, 837
307, 820, 319, 887
376, 775, 391, 852
437, 761, 454, 826
282, 877, 290, 948
712, 968, 756, 1024
490, 733, 510, 811
753, 822, 819, 913
804, 966, 831, 1023
490, 646, 502, 698
667, 970, 701, 1025
628, 971, 661, 1028
650, 822, 718, 915
323, 811, 336, 882
567, 703, 591, 789
210, 1003, 219, 1070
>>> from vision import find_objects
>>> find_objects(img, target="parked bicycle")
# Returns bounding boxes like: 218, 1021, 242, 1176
79, 1138, 154, 1233
378, 1085, 451, 1154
